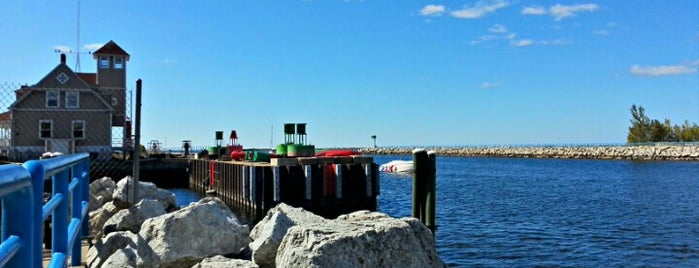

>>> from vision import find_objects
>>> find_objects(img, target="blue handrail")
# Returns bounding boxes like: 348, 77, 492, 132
0, 153, 90, 268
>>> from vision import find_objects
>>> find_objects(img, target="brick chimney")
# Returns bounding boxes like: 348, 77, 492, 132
60, 53, 66, 64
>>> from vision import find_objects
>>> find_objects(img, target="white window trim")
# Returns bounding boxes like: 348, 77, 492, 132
114, 57, 124, 69
39, 120, 53, 139
46, 91, 59, 108
99, 56, 110, 69
72, 120, 86, 139
65, 91, 79, 109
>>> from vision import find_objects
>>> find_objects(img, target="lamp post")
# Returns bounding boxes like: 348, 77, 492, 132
371, 135, 377, 148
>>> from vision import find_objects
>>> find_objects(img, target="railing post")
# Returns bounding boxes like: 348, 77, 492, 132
81, 160, 90, 237
70, 164, 83, 266
22, 160, 44, 268
0, 165, 35, 268
53, 169, 69, 260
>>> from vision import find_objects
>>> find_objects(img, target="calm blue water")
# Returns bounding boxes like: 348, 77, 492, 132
169, 156, 699, 267
375, 155, 699, 267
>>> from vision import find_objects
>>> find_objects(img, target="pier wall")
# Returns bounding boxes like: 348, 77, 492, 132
360, 144, 699, 161
185, 156, 379, 222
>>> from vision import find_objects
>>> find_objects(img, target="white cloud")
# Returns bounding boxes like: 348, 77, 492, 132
593, 30, 608, 35
451, 0, 509, 19
53, 45, 72, 53
420, 5, 446, 16
470, 24, 516, 45
521, 6, 546, 15
163, 59, 176, 65
83, 43, 104, 51
550, 4, 598, 20
481, 81, 503, 89
489, 24, 508, 33
630, 64, 697, 76
512, 39, 534, 47
521, 3, 599, 20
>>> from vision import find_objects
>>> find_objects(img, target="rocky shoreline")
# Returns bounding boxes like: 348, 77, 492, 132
359, 144, 699, 161
86, 176, 444, 268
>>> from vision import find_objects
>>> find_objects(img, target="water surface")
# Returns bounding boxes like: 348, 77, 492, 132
375, 156, 699, 267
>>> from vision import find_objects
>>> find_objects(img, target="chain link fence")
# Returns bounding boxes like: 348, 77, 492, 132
1, 81, 133, 178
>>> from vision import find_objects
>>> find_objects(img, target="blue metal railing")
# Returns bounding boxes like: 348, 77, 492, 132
0, 153, 90, 268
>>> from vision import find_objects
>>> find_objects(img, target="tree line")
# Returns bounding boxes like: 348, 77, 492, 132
627, 105, 699, 143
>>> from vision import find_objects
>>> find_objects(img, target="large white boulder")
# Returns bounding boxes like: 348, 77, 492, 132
138, 197, 250, 268
101, 247, 138, 268
190, 255, 259, 268
112, 176, 177, 211
249, 203, 327, 267
275, 210, 445, 268
86, 231, 140, 268
89, 201, 122, 240
89, 177, 117, 210
103, 199, 167, 235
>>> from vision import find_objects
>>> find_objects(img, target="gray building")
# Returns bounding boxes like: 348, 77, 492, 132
4, 40, 130, 161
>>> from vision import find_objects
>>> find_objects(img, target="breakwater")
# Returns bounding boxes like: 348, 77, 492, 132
359, 144, 699, 161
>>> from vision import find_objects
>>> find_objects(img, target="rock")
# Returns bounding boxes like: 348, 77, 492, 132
190, 255, 259, 268
249, 203, 327, 267
138, 197, 250, 268
86, 231, 140, 268
275, 210, 445, 268
89, 201, 122, 240
103, 199, 167, 235
101, 247, 138, 268
112, 176, 177, 211
90, 177, 117, 211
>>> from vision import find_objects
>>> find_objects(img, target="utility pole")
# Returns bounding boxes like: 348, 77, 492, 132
130, 79, 142, 204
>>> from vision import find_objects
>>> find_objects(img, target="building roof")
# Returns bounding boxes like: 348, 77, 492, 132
93, 40, 130, 60
0, 111, 10, 122
76, 72, 97, 86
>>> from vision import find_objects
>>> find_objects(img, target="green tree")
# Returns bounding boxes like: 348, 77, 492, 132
627, 105, 651, 143
627, 105, 699, 143
680, 120, 699, 141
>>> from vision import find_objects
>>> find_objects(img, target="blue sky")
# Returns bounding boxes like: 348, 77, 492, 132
1, 0, 698, 148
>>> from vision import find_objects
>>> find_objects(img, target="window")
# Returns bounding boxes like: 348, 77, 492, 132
99, 56, 110, 69
40, 120, 52, 139
46, 91, 59, 108
111, 96, 118, 106
72, 120, 85, 139
66, 91, 79, 108
114, 57, 124, 69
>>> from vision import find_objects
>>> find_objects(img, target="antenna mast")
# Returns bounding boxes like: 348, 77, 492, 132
75, 0, 81, 71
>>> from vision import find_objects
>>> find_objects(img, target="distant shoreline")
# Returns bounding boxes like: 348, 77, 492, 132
358, 144, 699, 161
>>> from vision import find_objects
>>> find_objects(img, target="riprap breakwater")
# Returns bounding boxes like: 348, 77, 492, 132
359, 144, 699, 161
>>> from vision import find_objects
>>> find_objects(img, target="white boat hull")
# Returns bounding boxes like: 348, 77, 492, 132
379, 160, 414, 173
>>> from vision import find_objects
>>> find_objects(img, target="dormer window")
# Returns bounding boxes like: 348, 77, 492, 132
99, 56, 110, 69
66, 91, 79, 109
46, 91, 59, 108
114, 57, 124, 69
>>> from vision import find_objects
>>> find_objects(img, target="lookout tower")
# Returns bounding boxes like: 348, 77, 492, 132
92, 40, 129, 127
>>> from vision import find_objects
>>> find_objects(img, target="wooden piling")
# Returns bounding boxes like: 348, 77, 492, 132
185, 156, 378, 223
412, 148, 437, 235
